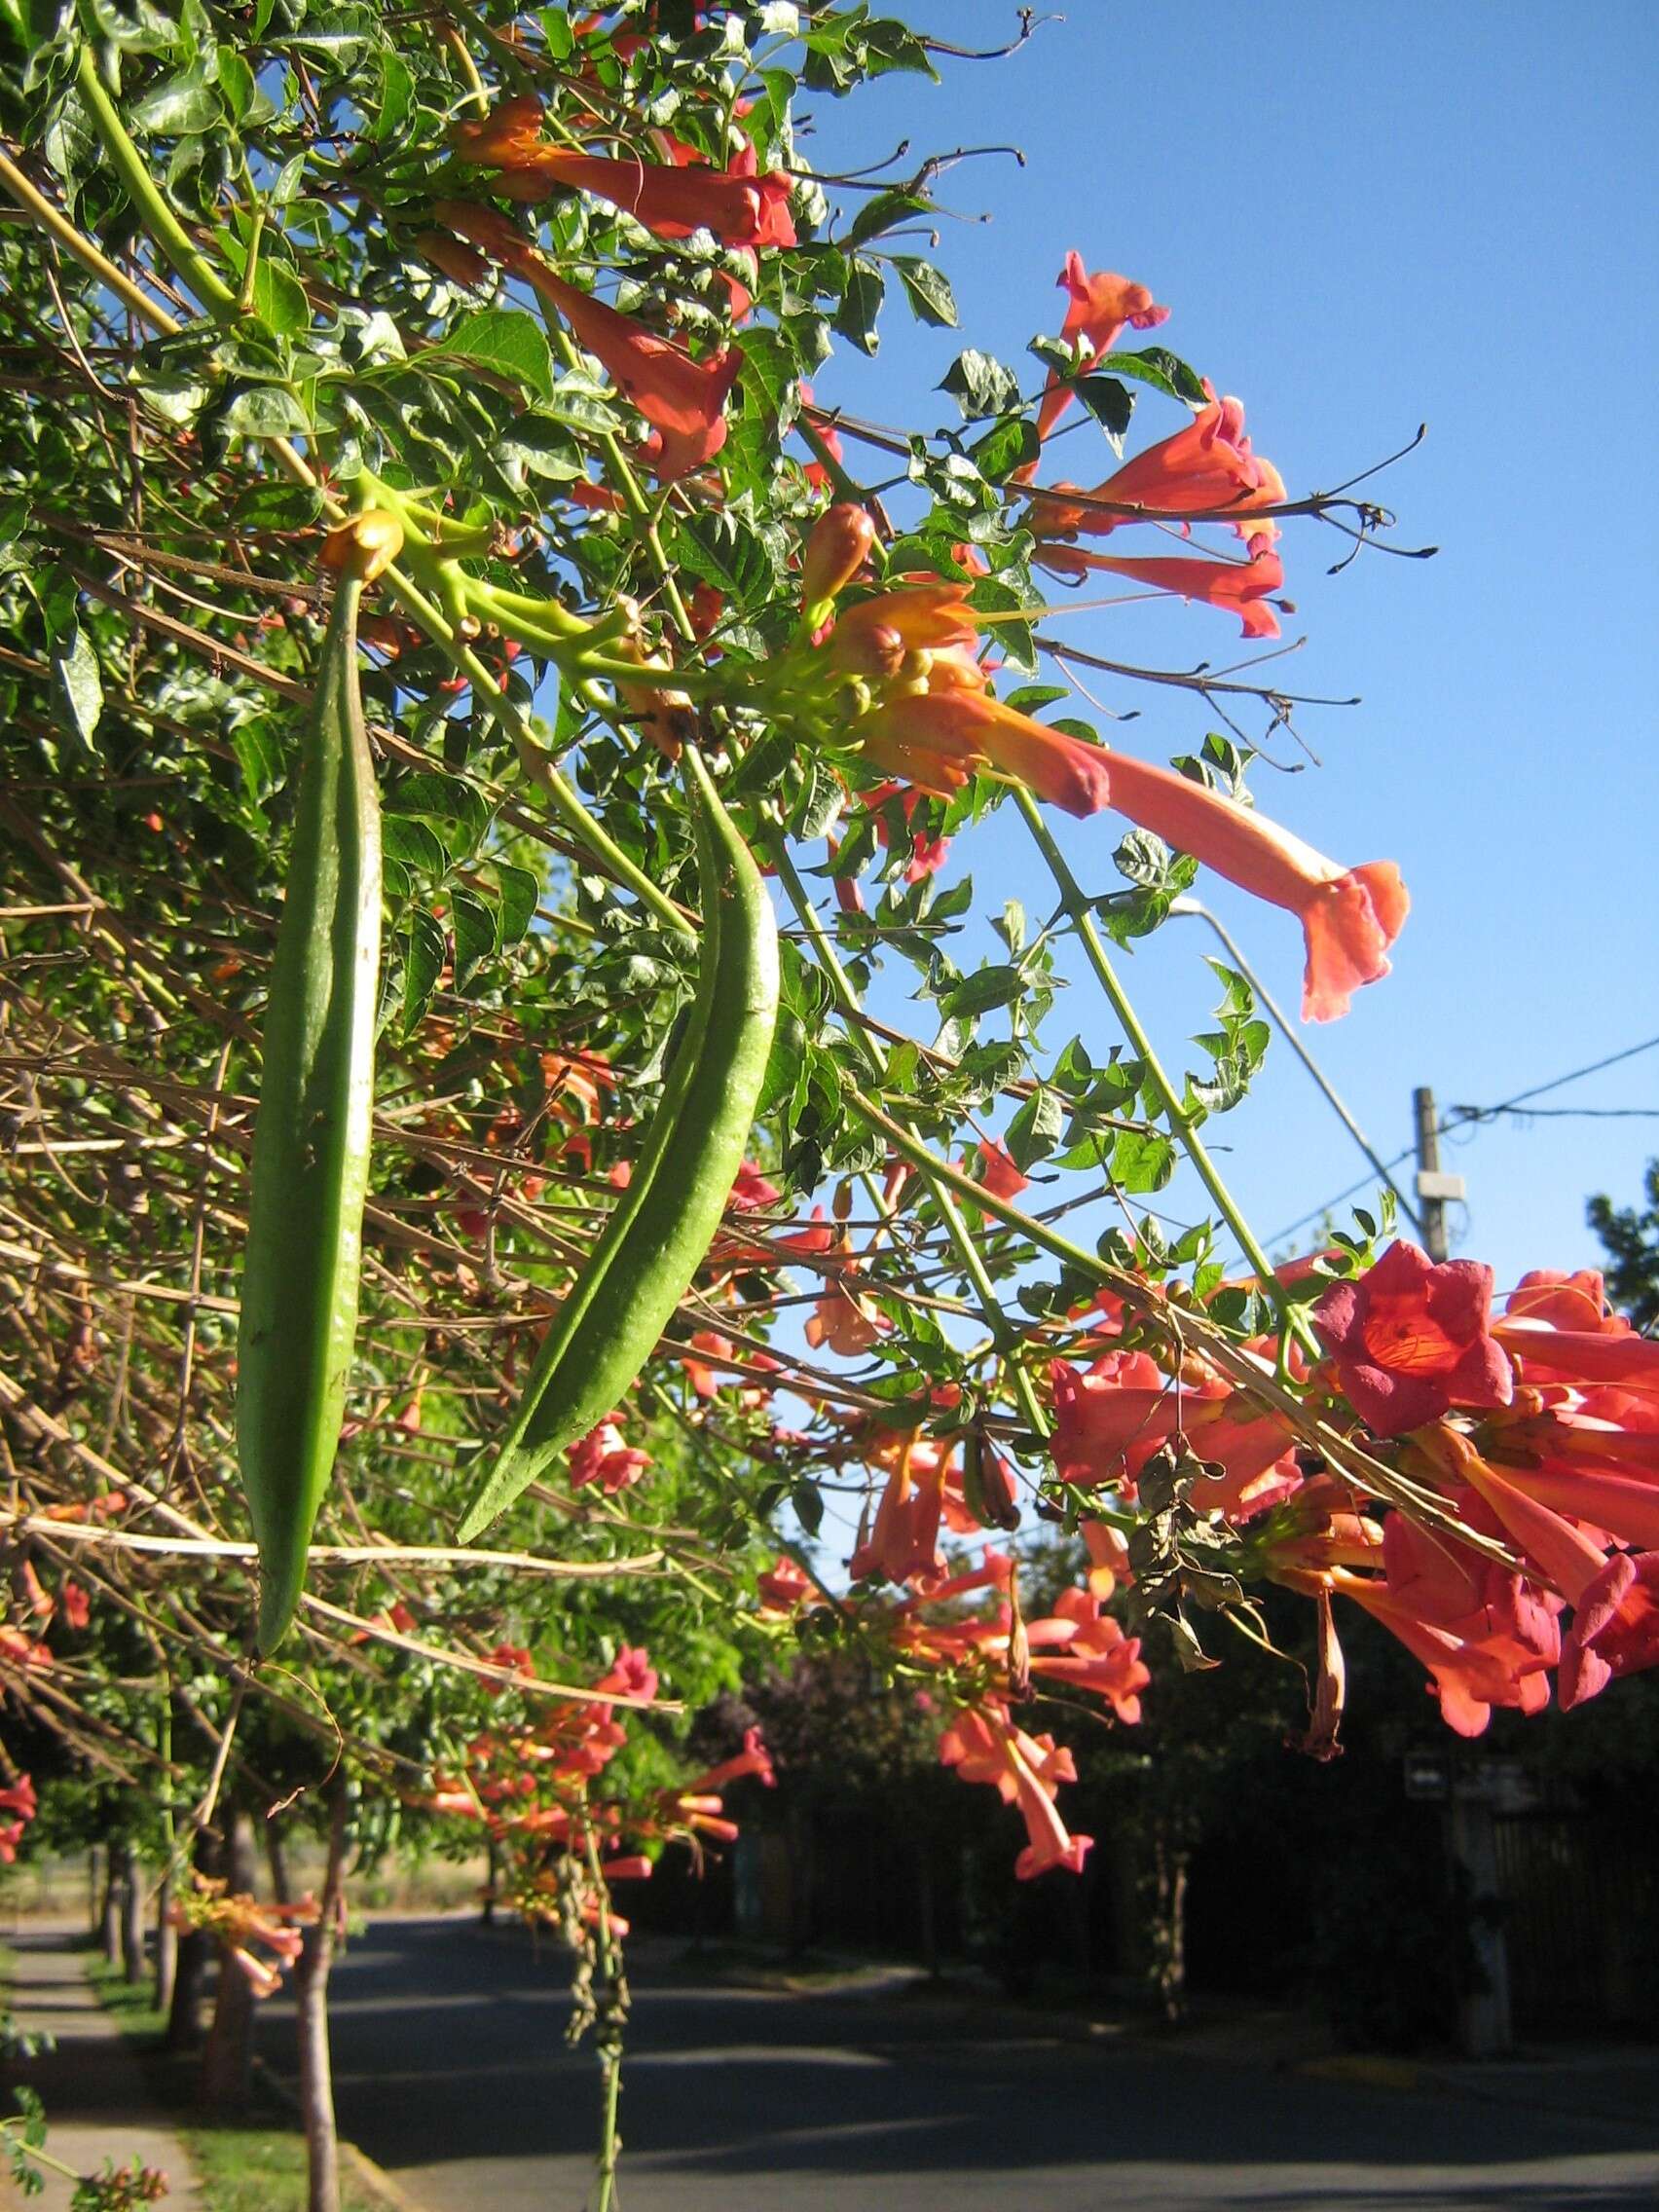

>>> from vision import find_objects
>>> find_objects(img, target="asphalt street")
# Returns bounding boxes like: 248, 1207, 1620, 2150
258, 1916, 1659, 2212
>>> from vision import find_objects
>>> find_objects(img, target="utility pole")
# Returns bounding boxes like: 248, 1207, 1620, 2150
1413, 1085, 1465, 1261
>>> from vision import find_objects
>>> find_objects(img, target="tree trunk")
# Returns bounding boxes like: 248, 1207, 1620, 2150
199, 1810, 258, 2111
88, 1845, 102, 1937
167, 1829, 217, 2054
267, 1823, 292, 1905
296, 1785, 350, 2212
482, 1835, 498, 1926
1152, 1831, 1189, 2026
915, 1839, 938, 1975
101, 1845, 125, 1968
121, 1850, 146, 1985
155, 1867, 178, 2016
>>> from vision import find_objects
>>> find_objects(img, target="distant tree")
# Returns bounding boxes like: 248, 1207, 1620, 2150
1588, 1160, 1659, 1331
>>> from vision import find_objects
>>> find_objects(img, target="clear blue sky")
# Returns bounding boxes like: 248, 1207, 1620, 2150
794, 1, 1659, 1295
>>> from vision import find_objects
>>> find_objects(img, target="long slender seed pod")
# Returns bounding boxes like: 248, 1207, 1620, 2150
458, 746, 778, 1539
237, 562, 383, 1653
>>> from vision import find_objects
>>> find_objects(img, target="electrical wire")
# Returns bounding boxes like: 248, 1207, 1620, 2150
1265, 1032, 1659, 1246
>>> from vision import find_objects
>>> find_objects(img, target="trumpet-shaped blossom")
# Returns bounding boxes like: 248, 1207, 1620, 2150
1311, 1243, 1513, 1434
1506, 1269, 1618, 1333
1026, 1588, 1151, 1721
854, 689, 1111, 818
756, 1555, 814, 1613
939, 1701, 1092, 1878
1038, 532, 1287, 640
0, 1775, 37, 1822
453, 97, 795, 247
1051, 1353, 1299, 1517
1560, 1552, 1659, 1708
1031, 387, 1285, 540
568, 1419, 651, 1493
433, 202, 741, 478
856, 697, 1406, 1019
1489, 1459, 1659, 1558
828, 580, 980, 675
1331, 1570, 1555, 1736
975, 1139, 1030, 1200
1492, 1317, 1659, 1394
683, 1727, 776, 1794
1031, 254, 1170, 450
850, 1432, 950, 1588
801, 501, 876, 608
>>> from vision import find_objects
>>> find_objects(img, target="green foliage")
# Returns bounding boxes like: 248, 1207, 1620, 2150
1588, 1158, 1659, 1331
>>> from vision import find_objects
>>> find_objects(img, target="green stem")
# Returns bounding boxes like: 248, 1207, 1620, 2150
74, 46, 239, 318
380, 567, 694, 942
766, 837, 1051, 1442
796, 411, 868, 507
0, 145, 179, 332
1013, 788, 1295, 1328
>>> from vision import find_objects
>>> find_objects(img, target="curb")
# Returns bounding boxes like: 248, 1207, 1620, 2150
252, 2057, 432, 2212
1296, 2053, 1428, 2093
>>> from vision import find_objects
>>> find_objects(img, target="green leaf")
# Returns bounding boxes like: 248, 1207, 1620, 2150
1112, 1127, 1176, 1195
129, 72, 221, 135
671, 507, 782, 602
221, 386, 310, 439
968, 416, 1039, 484
1075, 375, 1134, 447
1006, 1083, 1064, 1169
758, 1010, 807, 1115
939, 349, 1019, 420
437, 311, 555, 400
54, 627, 102, 747
401, 909, 447, 1037
844, 190, 931, 250
893, 257, 957, 328
451, 889, 496, 984
491, 861, 540, 946
940, 964, 1024, 1021
1094, 346, 1210, 408
381, 815, 447, 878
832, 257, 886, 356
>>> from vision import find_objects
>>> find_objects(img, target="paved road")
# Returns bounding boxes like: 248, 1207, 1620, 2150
260, 1916, 1659, 2212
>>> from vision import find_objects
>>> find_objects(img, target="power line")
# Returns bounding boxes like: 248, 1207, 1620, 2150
1451, 1104, 1659, 1124
1443, 1033, 1659, 1128
1265, 1032, 1659, 1247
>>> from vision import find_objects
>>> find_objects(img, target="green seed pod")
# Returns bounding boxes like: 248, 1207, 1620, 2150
237, 569, 381, 1653
457, 746, 778, 1540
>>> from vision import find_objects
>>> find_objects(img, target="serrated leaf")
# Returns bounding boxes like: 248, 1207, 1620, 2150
938, 349, 1019, 420
1094, 346, 1210, 407
832, 257, 885, 356
492, 861, 540, 946
940, 964, 1024, 1021
381, 816, 447, 877
222, 386, 310, 438
438, 311, 555, 399
1111, 1127, 1176, 1195
53, 628, 102, 748
451, 889, 496, 983
129, 72, 221, 134
844, 190, 930, 249
1006, 1083, 1064, 1169
401, 909, 447, 1036
893, 257, 957, 328
968, 415, 1039, 484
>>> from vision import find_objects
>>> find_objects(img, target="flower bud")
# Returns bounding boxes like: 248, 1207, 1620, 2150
319, 509, 404, 583
800, 501, 875, 609
828, 619, 904, 680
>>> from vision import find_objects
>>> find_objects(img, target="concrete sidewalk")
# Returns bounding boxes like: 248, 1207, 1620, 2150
2, 1929, 196, 2209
